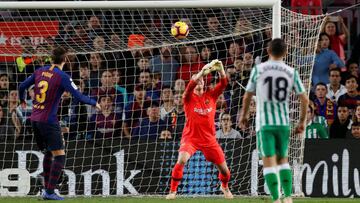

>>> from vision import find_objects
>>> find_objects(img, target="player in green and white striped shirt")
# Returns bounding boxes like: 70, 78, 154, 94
240, 39, 309, 203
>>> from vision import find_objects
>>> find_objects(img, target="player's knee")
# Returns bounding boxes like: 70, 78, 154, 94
278, 157, 288, 165
177, 152, 190, 165
177, 158, 187, 165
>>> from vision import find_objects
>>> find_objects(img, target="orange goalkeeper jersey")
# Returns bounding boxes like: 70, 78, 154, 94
181, 77, 228, 147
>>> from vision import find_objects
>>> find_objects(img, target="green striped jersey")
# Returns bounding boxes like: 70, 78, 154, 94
305, 121, 329, 139
313, 115, 328, 128
246, 60, 306, 131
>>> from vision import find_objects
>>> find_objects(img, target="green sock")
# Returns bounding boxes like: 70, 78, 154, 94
264, 167, 280, 201
279, 165, 292, 197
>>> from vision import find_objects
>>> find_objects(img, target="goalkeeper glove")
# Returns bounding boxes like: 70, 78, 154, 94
210, 59, 224, 72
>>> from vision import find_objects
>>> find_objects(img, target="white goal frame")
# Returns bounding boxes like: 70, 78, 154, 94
0, 0, 282, 39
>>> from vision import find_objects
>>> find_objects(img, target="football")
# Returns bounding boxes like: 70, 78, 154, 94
171, 21, 189, 39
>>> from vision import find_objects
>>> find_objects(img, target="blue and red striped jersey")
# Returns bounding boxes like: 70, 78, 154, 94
19, 65, 96, 124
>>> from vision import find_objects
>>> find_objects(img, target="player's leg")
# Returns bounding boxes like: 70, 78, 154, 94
202, 143, 233, 199
31, 122, 52, 191
275, 127, 292, 203
42, 123, 65, 200
258, 128, 281, 203
166, 143, 196, 199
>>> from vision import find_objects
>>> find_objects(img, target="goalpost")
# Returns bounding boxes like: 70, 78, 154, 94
0, 0, 323, 197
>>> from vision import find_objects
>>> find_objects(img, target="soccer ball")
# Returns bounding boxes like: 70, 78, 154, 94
171, 21, 189, 39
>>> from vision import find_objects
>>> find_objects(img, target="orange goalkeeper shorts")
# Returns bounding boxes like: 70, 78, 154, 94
179, 142, 225, 165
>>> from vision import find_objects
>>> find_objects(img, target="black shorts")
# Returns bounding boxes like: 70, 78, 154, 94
31, 121, 64, 151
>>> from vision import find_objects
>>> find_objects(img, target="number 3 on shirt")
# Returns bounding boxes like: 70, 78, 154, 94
35, 80, 49, 103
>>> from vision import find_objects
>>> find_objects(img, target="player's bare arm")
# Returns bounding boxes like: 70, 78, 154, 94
295, 93, 309, 135
239, 91, 255, 130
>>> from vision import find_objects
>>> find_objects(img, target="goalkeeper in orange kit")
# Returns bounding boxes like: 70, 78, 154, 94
166, 60, 233, 200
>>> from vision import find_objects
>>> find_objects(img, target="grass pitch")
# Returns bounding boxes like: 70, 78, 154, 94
0, 197, 358, 203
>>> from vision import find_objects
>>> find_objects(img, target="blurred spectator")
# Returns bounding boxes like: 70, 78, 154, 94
305, 104, 329, 139
137, 57, 150, 73
79, 62, 91, 95
353, 105, 360, 123
68, 79, 90, 140
338, 75, 360, 115
160, 87, 174, 120
259, 24, 272, 62
199, 45, 213, 64
93, 36, 106, 51
63, 48, 80, 80
242, 53, 254, 71
330, 105, 351, 138
0, 104, 16, 142
152, 72, 162, 90
228, 56, 252, 124
216, 112, 242, 139
132, 101, 169, 140
234, 19, 262, 57
215, 93, 228, 130
8, 89, 19, 113
6, 88, 21, 138
112, 69, 128, 107
0, 73, 10, 90
150, 44, 179, 87
123, 85, 151, 138
137, 70, 161, 101
174, 79, 186, 94
87, 16, 104, 39
312, 33, 345, 85
342, 62, 360, 85
205, 13, 227, 59
223, 42, 243, 68
291, 0, 322, 15
89, 53, 103, 87
177, 46, 209, 83
88, 95, 122, 139
348, 62, 359, 78
326, 68, 346, 103
347, 121, 360, 139
67, 23, 91, 48
0, 89, 8, 107
15, 84, 33, 129
109, 33, 122, 50
164, 93, 185, 140
236, 96, 256, 137
207, 14, 221, 36
321, 16, 349, 62
91, 70, 123, 114
313, 83, 337, 126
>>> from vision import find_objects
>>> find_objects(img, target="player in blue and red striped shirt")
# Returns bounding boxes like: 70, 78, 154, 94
19, 46, 101, 200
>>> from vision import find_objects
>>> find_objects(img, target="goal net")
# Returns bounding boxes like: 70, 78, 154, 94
0, 1, 323, 196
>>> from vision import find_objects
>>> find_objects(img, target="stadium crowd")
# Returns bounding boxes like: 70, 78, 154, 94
0, 2, 359, 143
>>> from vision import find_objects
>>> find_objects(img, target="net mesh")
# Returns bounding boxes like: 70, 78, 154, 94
0, 6, 323, 196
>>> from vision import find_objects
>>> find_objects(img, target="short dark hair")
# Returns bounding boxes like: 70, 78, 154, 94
345, 75, 358, 83
52, 46, 68, 64
268, 38, 287, 58
352, 121, 360, 128
315, 82, 327, 89
329, 67, 341, 76
337, 103, 349, 109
